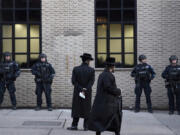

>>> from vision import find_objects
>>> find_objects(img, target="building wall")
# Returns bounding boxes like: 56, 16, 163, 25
2, 0, 180, 109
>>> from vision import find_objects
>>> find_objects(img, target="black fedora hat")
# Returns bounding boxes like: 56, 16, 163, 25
80, 53, 94, 61
106, 57, 116, 66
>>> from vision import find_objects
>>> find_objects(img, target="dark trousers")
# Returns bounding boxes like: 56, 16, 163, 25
167, 87, 180, 112
0, 81, 16, 106
72, 117, 88, 128
135, 82, 152, 110
36, 82, 52, 108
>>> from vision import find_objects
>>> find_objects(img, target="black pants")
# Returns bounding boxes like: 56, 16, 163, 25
0, 81, 16, 106
167, 87, 180, 112
72, 117, 88, 128
36, 82, 52, 108
135, 82, 152, 110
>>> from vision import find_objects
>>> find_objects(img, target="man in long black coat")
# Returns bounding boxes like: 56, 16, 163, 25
88, 57, 122, 135
67, 53, 95, 131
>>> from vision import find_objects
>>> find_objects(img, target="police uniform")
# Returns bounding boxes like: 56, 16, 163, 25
0, 52, 20, 109
162, 55, 180, 115
31, 54, 55, 111
131, 55, 156, 113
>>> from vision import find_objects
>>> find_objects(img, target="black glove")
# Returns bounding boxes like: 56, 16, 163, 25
36, 72, 42, 78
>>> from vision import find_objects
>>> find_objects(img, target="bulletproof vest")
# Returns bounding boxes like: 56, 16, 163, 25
168, 66, 180, 80
137, 65, 150, 80
39, 63, 50, 79
3, 62, 13, 73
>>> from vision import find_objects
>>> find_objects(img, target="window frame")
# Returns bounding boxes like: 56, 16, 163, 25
0, 0, 42, 68
95, 0, 137, 68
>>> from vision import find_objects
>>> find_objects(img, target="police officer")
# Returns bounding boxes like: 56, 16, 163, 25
162, 55, 180, 115
31, 54, 55, 111
0, 52, 20, 110
131, 55, 156, 113
67, 53, 95, 131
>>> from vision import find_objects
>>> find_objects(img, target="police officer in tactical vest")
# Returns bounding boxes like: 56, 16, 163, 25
162, 55, 180, 115
131, 55, 156, 113
0, 52, 20, 110
31, 54, 55, 111
67, 53, 95, 131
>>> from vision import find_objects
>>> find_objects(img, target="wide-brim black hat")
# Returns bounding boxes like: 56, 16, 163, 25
105, 57, 116, 66
80, 53, 94, 61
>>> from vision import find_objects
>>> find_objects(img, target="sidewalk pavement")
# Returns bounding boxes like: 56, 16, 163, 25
0, 109, 179, 135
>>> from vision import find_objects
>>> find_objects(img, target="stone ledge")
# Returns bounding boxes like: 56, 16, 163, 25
95, 68, 133, 72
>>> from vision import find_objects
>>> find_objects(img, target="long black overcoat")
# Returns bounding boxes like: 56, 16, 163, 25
71, 63, 95, 118
88, 69, 122, 132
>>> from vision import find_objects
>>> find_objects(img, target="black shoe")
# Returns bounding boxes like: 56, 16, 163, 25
67, 126, 78, 130
96, 132, 101, 135
35, 106, 41, 111
12, 106, 16, 110
84, 127, 88, 131
148, 109, 153, 113
115, 132, 120, 135
169, 111, 174, 115
178, 112, 180, 115
48, 107, 53, 111
134, 109, 140, 113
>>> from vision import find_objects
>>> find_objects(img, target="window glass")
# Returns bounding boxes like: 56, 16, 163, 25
95, 0, 136, 68
15, 24, 27, 37
15, 39, 27, 53
1, 0, 13, 8
110, 24, 121, 37
97, 39, 106, 53
110, 39, 122, 53
30, 39, 40, 53
2, 25, 12, 38
3, 39, 12, 53
0, 0, 41, 68
30, 25, 40, 37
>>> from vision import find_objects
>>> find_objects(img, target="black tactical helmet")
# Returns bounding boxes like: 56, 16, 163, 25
139, 55, 147, 62
39, 53, 47, 59
3, 52, 11, 57
169, 55, 178, 63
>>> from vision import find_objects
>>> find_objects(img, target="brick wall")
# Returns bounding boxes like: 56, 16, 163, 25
2, 0, 180, 109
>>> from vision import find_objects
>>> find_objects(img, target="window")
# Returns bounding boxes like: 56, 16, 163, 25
95, 0, 137, 68
0, 0, 41, 68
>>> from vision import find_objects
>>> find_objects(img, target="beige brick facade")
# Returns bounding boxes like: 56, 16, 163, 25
1, 0, 180, 109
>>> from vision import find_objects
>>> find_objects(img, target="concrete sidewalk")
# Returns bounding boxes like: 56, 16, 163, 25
0, 109, 179, 135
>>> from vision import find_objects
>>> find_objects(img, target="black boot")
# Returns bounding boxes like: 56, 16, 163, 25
169, 111, 174, 115
178, 112, 180, 115
96, 132, 101, 135
67, 126, 78, 130
12, 105, 16, 110
115, 132, 120, 135
134, 108, 140, 113
48, 107, 53, 111
35, 106, 41, 111
148, 109, 153, 113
